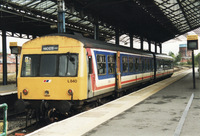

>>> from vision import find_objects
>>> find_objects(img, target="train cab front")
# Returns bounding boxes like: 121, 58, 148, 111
16, 35, 88, 117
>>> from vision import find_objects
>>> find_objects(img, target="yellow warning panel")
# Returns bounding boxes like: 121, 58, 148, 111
187, 35, 198, 50
187, 35, 198, 40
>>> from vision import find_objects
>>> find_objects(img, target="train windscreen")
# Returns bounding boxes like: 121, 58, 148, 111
21, 54, 78, 77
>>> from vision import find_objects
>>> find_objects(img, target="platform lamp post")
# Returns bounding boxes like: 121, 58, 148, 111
187, 35, 198, 89
9, 42, 21, 87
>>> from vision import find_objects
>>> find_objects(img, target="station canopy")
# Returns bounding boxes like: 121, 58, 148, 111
0, 0, 200, 43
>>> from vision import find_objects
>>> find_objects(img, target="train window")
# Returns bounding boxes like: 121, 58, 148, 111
97, 54, 106, 75
157, 59, 164, 71
59, 54, 78, 76
108, 55, 115, 74
21, 55, 40, 77
152, 59, 154, 71
129, 57, 134, 72
122, 56, 128, 73
143, 59, 146, 72
139, 58, 142, 72
21, 54, 78, 77
163, 60, 167, 70
157, 60, 161, 70
40, 55, 57, 76
147, 59, 150, 71
135, 58, 138, 72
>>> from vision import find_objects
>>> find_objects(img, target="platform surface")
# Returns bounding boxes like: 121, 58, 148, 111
27, 69, 197, 136
0, 84, 17, 96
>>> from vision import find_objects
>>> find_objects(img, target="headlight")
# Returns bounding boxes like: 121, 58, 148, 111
68, 89, 73, 95
23, 89, 28, 95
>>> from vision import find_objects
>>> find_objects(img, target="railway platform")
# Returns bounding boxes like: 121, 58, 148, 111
27, 68, 199, 136
0, 84, 17, 96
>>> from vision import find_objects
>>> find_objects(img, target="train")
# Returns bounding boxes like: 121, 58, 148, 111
16, 33, 174, 119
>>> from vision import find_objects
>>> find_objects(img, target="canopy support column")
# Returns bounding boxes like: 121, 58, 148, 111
155, 42, 157, 54
2, 30, 7, 85
115, 28, 119, 45
140, 37, 143, 50
94, 17, 99, 40
130, 33, 133, 48
57, 0, 66, 33
160, 43, 162, 54
148, 40, 151, 52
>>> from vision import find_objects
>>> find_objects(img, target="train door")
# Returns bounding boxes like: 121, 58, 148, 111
116, 51, 121, 90
86, 49, 94, 98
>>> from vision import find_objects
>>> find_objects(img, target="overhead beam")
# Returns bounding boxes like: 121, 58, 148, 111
177, 0, 192, 29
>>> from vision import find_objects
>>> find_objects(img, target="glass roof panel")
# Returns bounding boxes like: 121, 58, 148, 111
27, 0, 41, 7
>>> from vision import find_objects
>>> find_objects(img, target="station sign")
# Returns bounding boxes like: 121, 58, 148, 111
9, 42, 22, 54
187, 35, 198, 50
42, 45, 59, 51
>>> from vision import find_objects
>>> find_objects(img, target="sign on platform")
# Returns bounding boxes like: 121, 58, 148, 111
187, 35, 198, 50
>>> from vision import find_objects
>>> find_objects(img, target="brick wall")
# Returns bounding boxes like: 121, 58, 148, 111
0, 63, 18, 73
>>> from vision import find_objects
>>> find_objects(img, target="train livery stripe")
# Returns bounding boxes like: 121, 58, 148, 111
95, 71, 173, 91
95, 75, 150, 91
96, 83, 115, 90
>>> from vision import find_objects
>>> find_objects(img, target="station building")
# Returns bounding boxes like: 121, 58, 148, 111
179, 44, 192, 63
0, 54, 19, 73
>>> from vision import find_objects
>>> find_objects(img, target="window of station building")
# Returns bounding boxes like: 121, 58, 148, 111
129, 57, 134, 72
97, 54, 106, 75
108, 55, 115, 74
122, 56, 128, 73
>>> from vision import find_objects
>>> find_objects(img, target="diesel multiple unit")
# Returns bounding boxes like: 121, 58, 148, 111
17, 33, 174, 117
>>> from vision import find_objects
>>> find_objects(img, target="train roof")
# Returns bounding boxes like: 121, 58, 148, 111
46, 33, 153, 57
155, 53, 174, 61
44, 33, 173, 61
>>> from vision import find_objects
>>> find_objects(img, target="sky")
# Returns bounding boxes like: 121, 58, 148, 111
0, 32, 200, 55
